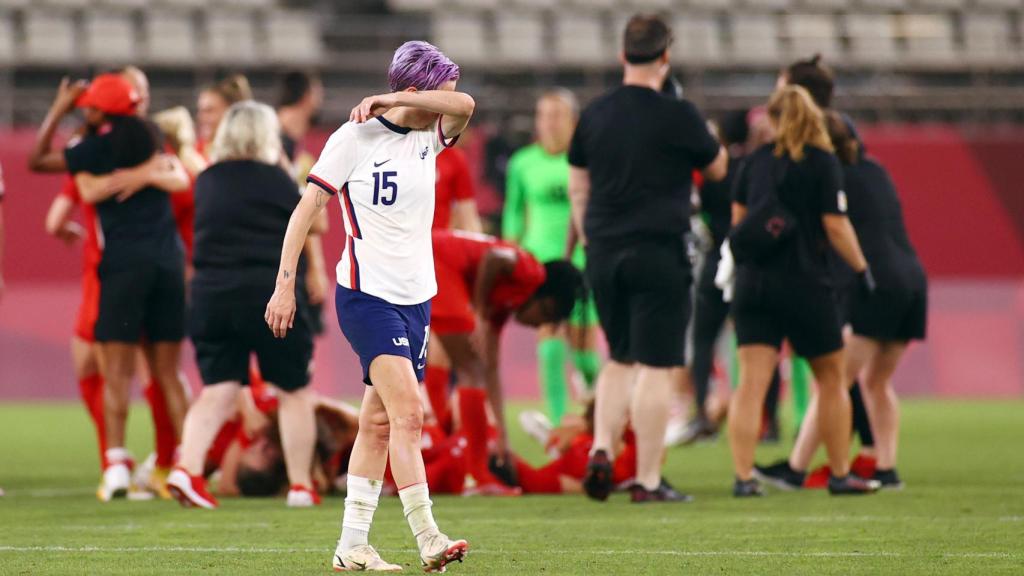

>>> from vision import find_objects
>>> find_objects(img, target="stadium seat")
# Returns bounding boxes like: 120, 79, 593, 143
730, 14, 781, 65
973, 0, 1020, 8
40, 0, 90, 7
962, 14, 1016, 64
449, 0, 500, 8
212, 0, 273, 7
785, 14, 840, 61
0, 13, 14, 65
85, 11, 137, 64
387, 0, 439, 11
101, 0, 152, 7
857, 0, 906, 9
23, 11, 76, 63
266, 10, 322, 65
846, 13, 898, 65
155, 0, 207, 7
671, 15, 723, 65
630, 0, 674, 9
205, 10, 258, 64
744, 0, 791, 10
495, 11, 545, 65
554, 12, 609, 66
908, 0, 962, 9
432, 13, 489, 66
144, 9, 197, 65
686, 0, 735, 9
902, 14, 955, 63
0, 0, 29, 8
794, 0, 847, 8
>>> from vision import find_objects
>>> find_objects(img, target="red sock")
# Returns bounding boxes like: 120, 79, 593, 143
424, 366, 452, 432
144, 379, 178, 468
457, 387, 495, 484
79, 374, 107, 469
513, 458, 564, 494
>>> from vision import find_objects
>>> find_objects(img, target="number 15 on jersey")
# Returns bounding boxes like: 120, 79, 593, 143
372, 171, 398, 206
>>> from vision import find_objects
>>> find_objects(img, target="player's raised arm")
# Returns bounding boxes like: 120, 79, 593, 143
265, 182, 331, 338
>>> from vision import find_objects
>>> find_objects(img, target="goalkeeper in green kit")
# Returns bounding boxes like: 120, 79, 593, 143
503, 89, 601, 428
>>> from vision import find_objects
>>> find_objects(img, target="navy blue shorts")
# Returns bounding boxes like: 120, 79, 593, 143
335, 285, 431, 386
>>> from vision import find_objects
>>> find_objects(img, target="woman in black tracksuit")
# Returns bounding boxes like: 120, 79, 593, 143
726, 85, 878, 497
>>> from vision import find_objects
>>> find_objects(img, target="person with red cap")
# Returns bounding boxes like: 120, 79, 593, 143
33, 72, 191, 501
60, 72, 192, 502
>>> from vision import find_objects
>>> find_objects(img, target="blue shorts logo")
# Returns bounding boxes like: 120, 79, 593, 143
393, 337, 410, 347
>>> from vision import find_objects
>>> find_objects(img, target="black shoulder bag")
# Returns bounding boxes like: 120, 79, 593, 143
728, 156, 797, 264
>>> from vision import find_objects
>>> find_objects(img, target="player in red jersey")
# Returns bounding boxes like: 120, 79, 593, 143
434, 146, 481, 232
428, 229, 584, 494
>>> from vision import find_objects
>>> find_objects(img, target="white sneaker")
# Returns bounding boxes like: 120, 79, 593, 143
332, 544, 402, 572
286, 485, 321, 508
518, 410, 552, 448
98, 462, 131, 502
419, 531, 468, 573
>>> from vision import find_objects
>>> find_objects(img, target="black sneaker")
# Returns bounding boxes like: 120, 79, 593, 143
872, 469, 904, 491
733, 477, 764, 498
828, 474, 881, 496
753, 460, 805, 491
630, 479, 693, 503
583, 449, 614, 502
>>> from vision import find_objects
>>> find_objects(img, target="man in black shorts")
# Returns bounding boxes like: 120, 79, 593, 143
568, 14, 727, 503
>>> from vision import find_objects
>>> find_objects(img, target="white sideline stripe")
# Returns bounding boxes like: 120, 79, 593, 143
0, 546, 1017, 560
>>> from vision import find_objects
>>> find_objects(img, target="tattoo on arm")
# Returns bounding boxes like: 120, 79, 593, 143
315, 189, 327, 208
283, 270, 290, 280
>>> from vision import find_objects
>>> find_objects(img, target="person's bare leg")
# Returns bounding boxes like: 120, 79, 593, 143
176, 382, 241, 475
591, 360, 637, 456
276, 386, 317, 488
146, 342, 189, 439
788, 392, 820, 471
370, 355, 457, 559
97, 342, 139, 450
790, 334, 875, 470
728, 345, 779, 480
630, 365, 677, 490
347, 386, 390, 480
808, 349, 851, 477
860, 340, 907, 470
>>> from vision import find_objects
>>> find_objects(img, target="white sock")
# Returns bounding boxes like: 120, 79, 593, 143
399, 482, 439, 550
105, 447, 131, 465
339, 475, 382, 553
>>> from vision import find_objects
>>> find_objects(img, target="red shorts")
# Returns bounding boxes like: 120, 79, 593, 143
74, 266, 101, 343
430, 262, 475, 335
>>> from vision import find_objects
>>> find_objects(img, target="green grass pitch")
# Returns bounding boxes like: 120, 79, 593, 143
1, 400, 1022, 575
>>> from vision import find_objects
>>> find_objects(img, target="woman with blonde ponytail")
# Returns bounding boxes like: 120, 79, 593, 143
726, 84, 879, 497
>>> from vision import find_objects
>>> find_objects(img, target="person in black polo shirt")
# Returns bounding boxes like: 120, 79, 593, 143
728, 86, 879, 497
65, 73, 192, 501
167, 101, 320, 509
568, 14, 727, 503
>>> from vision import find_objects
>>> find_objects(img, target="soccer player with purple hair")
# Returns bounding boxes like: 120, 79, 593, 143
265, 40, 474, 572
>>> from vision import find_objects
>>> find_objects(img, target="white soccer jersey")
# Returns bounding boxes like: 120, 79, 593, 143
307, 116, 456, 305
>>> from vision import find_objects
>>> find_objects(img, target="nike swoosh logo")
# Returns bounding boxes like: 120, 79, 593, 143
373, 159, 390, 167
417, 363, 426, 370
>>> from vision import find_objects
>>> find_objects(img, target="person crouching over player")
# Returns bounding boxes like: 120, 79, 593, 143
166, 102, 320, 509
428, 229, 584, 494
265, 41, 474, 572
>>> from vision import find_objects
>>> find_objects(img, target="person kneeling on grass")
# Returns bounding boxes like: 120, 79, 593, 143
426, 229, 585, 496
167, 102, 322, 509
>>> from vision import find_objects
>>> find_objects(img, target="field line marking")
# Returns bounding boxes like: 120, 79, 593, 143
0, 546, 1018, 560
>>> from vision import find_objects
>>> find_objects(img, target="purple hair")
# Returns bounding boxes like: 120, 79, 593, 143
388, 41, 460, 92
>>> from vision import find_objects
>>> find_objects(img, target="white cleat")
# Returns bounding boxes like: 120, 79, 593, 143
98, 462, 131, 502
419, 532, 468, 573
517, 410, 552, 448
332, 544, 403, 572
